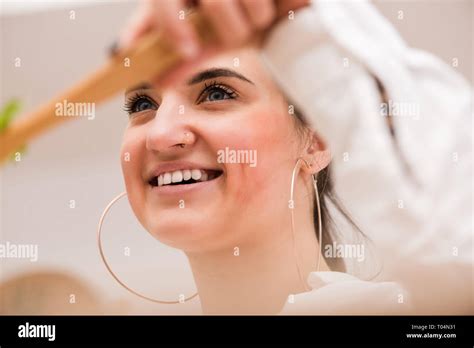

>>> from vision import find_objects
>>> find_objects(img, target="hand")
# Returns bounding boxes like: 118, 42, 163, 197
119, 0, 310, 58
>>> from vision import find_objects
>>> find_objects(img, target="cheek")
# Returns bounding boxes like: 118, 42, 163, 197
120, 128, 147, 226
213, 106, 296, 207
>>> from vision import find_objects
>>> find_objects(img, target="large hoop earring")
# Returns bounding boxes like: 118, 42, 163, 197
97, 191, 199, 304
290, 158, 323, 291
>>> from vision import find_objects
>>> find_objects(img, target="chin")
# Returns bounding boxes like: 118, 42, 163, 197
142, 209, 220, 252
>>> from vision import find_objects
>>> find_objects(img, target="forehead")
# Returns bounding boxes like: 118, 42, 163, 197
125, 46, 282, 96
184, 46, 276, 89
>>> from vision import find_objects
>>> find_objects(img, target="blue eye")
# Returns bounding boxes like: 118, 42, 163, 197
206, 87, 232, 101
198, 81, 238, 104
134, 98, 155, 112
124, 94, 158, 115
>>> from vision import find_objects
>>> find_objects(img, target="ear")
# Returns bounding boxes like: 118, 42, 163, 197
301, 131, 331, 175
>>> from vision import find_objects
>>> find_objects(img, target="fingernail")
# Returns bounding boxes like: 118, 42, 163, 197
108, 40, 120, 57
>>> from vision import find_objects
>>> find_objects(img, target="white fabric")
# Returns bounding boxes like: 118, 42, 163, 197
262, 0, 473, 314
281, 271, 409, 314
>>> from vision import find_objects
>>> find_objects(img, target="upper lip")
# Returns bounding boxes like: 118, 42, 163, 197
146, 160, 223, 181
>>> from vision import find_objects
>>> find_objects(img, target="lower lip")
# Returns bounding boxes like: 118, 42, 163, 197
148, 174, 223, 196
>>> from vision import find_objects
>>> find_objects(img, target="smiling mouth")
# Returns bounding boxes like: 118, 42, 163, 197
148, 169, 223, 187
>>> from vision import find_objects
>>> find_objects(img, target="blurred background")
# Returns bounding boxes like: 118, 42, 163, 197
0, 0, 472, 314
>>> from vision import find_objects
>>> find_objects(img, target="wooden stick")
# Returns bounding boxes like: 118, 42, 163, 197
0, 13, 215, 165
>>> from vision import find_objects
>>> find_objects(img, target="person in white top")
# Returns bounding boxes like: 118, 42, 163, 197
115, 0, 472, 314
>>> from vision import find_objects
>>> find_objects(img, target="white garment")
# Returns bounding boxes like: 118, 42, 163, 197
262, 0, 473, 314
281, 271, 409, 314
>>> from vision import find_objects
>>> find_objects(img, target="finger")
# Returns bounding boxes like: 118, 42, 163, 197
275, 0, 310, 18
241, 0, 276, 30
155, 0, 200, 58
119, 0, 157, 49
200, 0, 252, 48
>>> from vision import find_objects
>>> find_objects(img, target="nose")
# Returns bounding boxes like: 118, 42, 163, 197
145, 99, 196, 154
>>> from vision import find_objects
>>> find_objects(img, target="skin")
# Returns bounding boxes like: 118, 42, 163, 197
119, 0, 310, 55
119, 0, 331, 314
120, 47, 331, 314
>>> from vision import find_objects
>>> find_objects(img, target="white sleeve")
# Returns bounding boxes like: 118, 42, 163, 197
280, 271, 411, 315
261, 0, 473, 313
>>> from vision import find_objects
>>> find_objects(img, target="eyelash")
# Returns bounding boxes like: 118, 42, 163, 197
196, 80, 238, 103
123, 80, 238, 116
123, 93, 157, 115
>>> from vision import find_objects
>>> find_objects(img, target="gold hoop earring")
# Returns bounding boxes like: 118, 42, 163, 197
289, 158, 323, 291
97, 191, 199, 304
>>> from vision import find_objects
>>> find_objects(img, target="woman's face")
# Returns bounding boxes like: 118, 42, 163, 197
120, 46, 311, 253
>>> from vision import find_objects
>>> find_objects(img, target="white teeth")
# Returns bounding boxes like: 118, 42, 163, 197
171, 170, 183, 183
182, 169, 192, 181
154, 168, 219, 187
191, 169, 202, 180
163, 172, 172, 185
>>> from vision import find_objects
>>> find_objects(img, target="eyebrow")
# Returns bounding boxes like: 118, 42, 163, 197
125, 83, 152, 94
125, 68, 254, 94
187, 68, 254, 85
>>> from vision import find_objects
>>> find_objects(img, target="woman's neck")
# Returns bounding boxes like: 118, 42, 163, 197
185, 211, 330, 314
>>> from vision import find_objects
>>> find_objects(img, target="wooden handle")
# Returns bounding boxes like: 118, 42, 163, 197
0, 13, 215, 165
